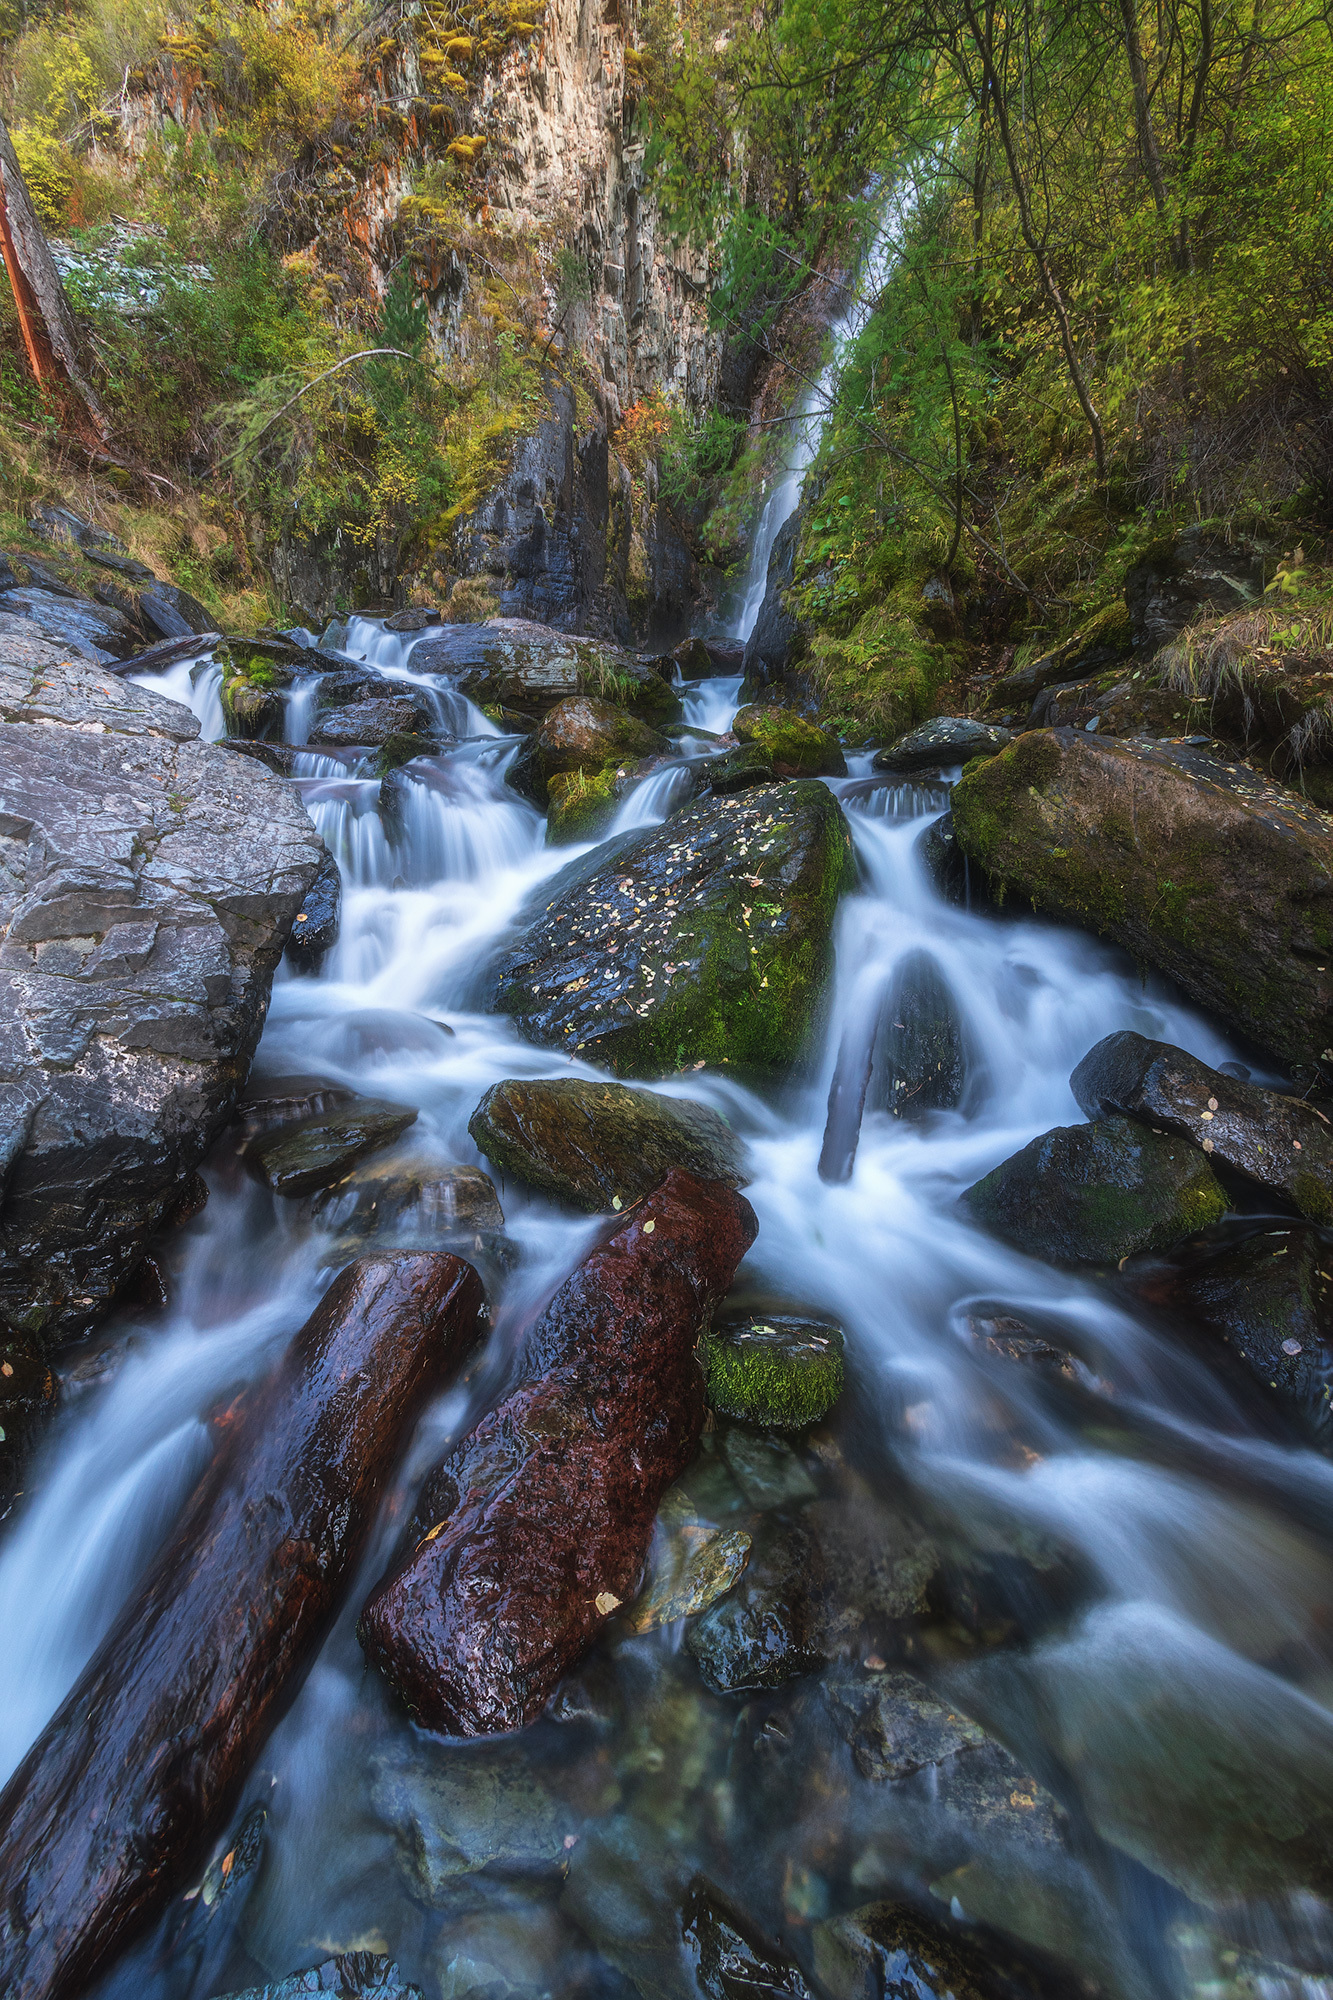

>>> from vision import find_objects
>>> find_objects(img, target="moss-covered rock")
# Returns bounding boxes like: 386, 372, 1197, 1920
489, 781, 855, 1079
545, 767, 619, 844
509, 695, 669, 808
803, 603, 950, 744
468, 1075, 747, 1211
952, 729, 1333, 1079
704, 743, 774, 794
701, 1314, 844, 1430
963, 1116, 1227, 1264
732, 703, 846, 778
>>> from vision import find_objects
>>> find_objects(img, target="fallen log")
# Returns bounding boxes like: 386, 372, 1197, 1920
359, 1169, 758, 1735
0, 1251, 485, 2000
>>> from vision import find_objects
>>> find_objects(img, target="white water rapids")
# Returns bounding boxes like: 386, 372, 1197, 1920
2, 624, 1330, 1996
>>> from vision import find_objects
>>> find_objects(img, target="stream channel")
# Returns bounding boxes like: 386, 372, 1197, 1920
6, 479, 1333, 1994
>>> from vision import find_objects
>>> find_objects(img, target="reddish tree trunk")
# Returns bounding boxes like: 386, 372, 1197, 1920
0, 1251, 485, 2000
0, 112, 107, 447
359, 1170, 758, 1735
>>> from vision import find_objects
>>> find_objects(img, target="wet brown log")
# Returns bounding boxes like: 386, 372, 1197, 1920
0, 1251, 485, 2000
359, 1169, 758, 1735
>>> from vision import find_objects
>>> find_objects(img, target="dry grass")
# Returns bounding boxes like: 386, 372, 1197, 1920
1159, 601, 1333, 770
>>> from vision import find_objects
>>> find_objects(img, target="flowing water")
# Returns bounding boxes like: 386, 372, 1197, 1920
10, 624, 1333, 1998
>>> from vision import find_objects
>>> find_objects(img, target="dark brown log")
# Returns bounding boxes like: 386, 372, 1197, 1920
0, 1251, 485, 2000
359, 1169, 758, 1735
0, 113, 107, 448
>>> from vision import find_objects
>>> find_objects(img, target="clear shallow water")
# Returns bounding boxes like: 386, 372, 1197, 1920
11, 626, 1333, 1997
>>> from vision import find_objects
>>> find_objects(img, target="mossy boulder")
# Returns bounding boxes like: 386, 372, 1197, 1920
545, 767, 619, 844
732, 703, 846, 778
468, 1076, 747, 1212
963, 1116, 1227, 1265
508, 695, 669, 808
704, 743, 774, 794
488, 781, 855, 1079
802, 602, 949, 744
951, 729, 1333, 1079
220, 673, 283, 739
701, 1314, 844, 1430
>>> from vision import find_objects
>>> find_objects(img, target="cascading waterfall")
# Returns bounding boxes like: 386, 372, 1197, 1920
131, 653, 226, 741
9, 618, 1333, 1997
732, 204, 903, 643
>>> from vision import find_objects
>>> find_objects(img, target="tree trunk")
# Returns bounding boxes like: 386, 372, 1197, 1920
0, 113, 108, 446
360, 1171, 758, 1735
1116, 0, 1169, 217
0, 1250, 485, 2000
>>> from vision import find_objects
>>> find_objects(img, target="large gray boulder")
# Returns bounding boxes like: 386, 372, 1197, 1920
0, 637, 325, 1342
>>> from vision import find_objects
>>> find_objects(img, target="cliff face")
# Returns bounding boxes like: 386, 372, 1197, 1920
104, 0, 718, 639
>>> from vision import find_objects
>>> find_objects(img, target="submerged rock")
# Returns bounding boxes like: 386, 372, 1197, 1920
951, 730, 1333, 1079
625, 1523, 752, 1634
214, 1955, 425, 2000
359, 1171, 758, 1734
371, 1741, 569, 1903
308, 1156, 504, 1257
732, 703, 846, 778
285, 847, 341, 973
489, 781, 854, 1079
963, 1117, 1227, 1264
250, 1099, 418, 1198
1126, 1222, 1333, 1447
687, 1522, 824, 1694
824, 1666, 989, 1782
468, 1076, 746, 1213
812, 1902, 1053, 2000
701, 1314, 844, 1430
720, 1428, 819, 1508
682, 1878, 816, 1999
874, 717, 1013, 773
1072, 1030, 1333, 1222
0, 643, 324, 1344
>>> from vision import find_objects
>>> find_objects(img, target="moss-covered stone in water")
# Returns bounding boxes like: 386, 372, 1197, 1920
545, 767, 618, 844
702, 1315, 845, 1430
963, 1115, 1227, 1264
732, 704, 846, 778
489, 781, 855, 1079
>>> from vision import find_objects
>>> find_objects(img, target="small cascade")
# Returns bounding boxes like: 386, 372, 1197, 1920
677, 671, 744, 735
381, 744, 541, 886
283, 680, 318, 746
295, 775, 392, 887
130, 654, 225, 741
605, 760, 697, 834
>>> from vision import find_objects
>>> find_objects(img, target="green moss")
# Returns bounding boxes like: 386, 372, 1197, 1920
802, 601, 950, 744
546, 766, 618, 844
701, 1317, 845, 1431
1293, 1171, 1333, 1225
732, 704, 845, 776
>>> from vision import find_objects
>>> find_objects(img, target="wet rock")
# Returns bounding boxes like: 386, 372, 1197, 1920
308, 697, 432, 748
682, 1877, 816, 1998
704, 743, 774, 793
489, 781, 854, 1080
250, 1099, 418, 1198
384, 607, 444, 633
819, 950, 968, 1181
0, 586, 135, 661
964, 1314, 1099, 1388
687, 1521, 824, 1694
0, 644, 325, 1344
1126, 1223, 1333, 1447
812, 1902, 1054, 2000
285, 847, 342, 973
372, 1742, 569, 1903
544, 765, 620, 844
963, 1117, 1227, 1265
810, 1488, 939, 1649
1125, 526, 1273, 655
673, 636, 715, 677
235, 1074, 362, 1140
732, 703, 846, 778
0, 1338, 57, 1508
109, 632, 222, 678
214, 1954, 425, 2000
507, 694, 670, 806
561, 1816, 696, 2000
741, 509, 803, 696
875, 718, 1013, 773
1072, 1030, 1333, 1222
468, 1075, 747, 1213
721, 1428, 819, 1508
309, 1157, 504, 1260
359, 1171, 758, 1734
1034, 673, 1189, 737
916, 811, 972, 904
949, 1598, 1333, 1906
702, 1315, 844, 1431
625, 1523, 752, 1633
951, 731, 1333, 1080
0, 1253, 485, 2000
418, 620, 683, 724
825, 1665, 988, 1782
222, 739, 299, 777
985, 609, 1133, 710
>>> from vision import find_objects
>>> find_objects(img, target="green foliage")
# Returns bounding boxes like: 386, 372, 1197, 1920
659, 407, 745, 512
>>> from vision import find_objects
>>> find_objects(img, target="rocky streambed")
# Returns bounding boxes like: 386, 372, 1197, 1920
1, 560, 1333, 2000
